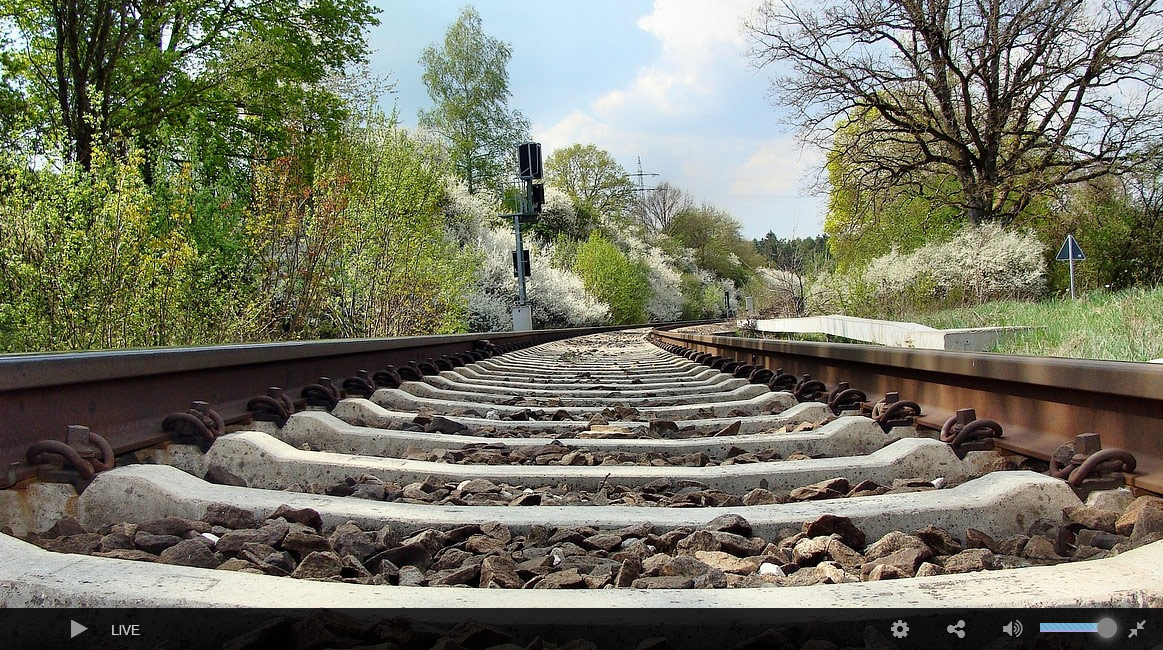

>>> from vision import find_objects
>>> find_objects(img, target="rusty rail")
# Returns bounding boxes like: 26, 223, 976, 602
0, 323, 710, 487
652, 329, 1163, 494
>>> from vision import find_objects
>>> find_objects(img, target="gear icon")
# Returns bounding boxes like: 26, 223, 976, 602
891, 620, 909, 638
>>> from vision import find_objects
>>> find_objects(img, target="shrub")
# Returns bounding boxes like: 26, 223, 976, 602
574, 232, 651, 324
809, 223, 1047, 317
741, 268, 806, 316
467, 226, 608, 331
624, 236, 684, 322
0, 149, 201, 351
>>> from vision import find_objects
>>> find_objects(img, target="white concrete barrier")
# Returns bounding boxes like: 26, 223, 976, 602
744, 315, 1029, 351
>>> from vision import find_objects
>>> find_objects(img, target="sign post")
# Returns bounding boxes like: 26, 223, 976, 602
1055, 234, 1086, 299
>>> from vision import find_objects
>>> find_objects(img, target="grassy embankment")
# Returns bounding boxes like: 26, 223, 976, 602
906, 286, 1163, 362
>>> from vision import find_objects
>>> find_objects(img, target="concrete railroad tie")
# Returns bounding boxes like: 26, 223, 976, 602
264, 411, 887, 458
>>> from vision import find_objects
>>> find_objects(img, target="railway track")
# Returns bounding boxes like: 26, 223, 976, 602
1, 324, 1162, 648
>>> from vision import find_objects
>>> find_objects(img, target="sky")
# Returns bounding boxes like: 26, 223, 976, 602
368, 1, 826, 240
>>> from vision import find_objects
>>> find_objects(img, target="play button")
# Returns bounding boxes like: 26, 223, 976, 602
69, 620, 87, 639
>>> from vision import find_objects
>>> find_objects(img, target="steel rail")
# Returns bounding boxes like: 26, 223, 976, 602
0, 322, 711, 486
651, 329, 1163, 494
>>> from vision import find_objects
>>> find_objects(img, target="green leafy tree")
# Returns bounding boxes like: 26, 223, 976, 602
2, 0, 378, 171
545, 144, 635, 229
0, 31, 33, 153
331, 113, 474, 337
753, 232, 831, 274
822, 109, 967, 271
665, 204, 761, 287
419, 6, 529, 195
678, 273, 724, 320
574, 232, 650, 324
1057, 164, 1163, 291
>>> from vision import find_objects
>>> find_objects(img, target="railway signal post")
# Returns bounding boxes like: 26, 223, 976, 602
509, 142, 543, 331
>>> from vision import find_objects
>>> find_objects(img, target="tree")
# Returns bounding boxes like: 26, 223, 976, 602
1059, 156, 1163, 290
665, 204, 762, 287
545, 144, 635, 224
636, 181, 691, 234
753, 232, 831, 273
3, 0, 379, 171
747, 0, 1163, 224
419, 7, 529, 195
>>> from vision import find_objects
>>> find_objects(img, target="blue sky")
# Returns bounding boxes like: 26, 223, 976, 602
368, 1, 825, 239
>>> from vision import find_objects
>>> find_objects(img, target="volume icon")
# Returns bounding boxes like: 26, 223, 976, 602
1002, 620, 1024, 637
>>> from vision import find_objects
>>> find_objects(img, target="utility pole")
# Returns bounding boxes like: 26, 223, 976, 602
629, 156, 660, 228
629, 156, 659, 198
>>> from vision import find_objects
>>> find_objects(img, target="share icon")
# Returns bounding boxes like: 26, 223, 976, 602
1128, 620, 1146, 638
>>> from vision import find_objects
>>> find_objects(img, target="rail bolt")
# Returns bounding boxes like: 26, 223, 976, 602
342, 371, 377, 398
248, 387, 294, 427
163, 400, 225, 449
871, 392, 921, 432
26, 425, 115, 486
1050, 433, 1137, 496
828, 382, 867, 415
302, 378, 341, 411
939, 408, 1002, 458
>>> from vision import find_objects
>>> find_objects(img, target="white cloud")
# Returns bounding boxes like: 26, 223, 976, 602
731, 136, 824, 197
637, 0, 751, 60
591, 0, 755, 117
536, 109, 612, 154
531, 0, 828, 238
537, 0, 756, 143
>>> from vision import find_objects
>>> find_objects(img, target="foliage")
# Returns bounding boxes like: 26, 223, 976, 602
823, 111, 965, 271
2, 0, 379, 171
677, 271, 730, 320
330, 117, 474, 337
741, 268, 806, 317
636, 181, 691, 235
574, 233, 651, 325
442, 175, 498, 244
0, 116, 477, 351
753, 232, 831, 274
545, 144, 635, 231
624, 236, 684, 322
418, 7, 529, 195
243, 115, 474, 339
747, 0, 1163, 224
0, 29, 34, 153
1053, 166, 1163, 292
527, 187, 584, 241
665, 204, 761, 287
810, 223, 1047, 318
0, 149, 201, 350
467, 225, 608, 331
243, 147, 351, 338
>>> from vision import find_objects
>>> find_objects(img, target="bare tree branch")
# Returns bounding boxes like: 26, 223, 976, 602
746, 0, 1163, 224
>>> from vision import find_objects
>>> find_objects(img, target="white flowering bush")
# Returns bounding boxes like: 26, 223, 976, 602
624, 236, 684, 321
813, 222, 1046, 316
466, 225, 609, 331
531, 187, 583, 240
442, 177, 497, 244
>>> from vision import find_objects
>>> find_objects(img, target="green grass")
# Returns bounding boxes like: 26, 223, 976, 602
903, 286, 1163, 362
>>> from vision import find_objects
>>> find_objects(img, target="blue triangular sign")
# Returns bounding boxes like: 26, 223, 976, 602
1056, 234, 1085, 261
